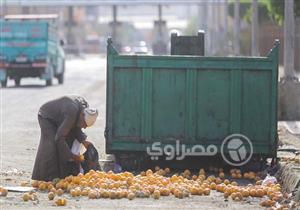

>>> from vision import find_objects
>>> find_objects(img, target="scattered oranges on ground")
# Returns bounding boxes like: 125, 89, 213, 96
26, 167, 288, 209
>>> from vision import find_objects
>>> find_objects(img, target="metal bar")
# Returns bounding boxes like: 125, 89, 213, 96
230, 69, 241, 134
113, 57, 273, 70
185, 69, 197, 142
106, 38, 116, 145
6, 0, 226, 6
141, 68, 152, 141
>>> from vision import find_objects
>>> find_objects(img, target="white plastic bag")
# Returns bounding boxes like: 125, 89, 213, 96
262, 174, 277, 185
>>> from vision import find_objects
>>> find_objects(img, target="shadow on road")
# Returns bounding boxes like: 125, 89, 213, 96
4, 84, 51, 89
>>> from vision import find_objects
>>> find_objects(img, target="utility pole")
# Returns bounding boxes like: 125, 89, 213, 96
251, 0, 259, 56
278, 0, 300, 120
223, 0, 228, 54
112, 5, 117, 43
198, 1, 207, 54
158, 4, 162, 41
283, 0, 296, 81
233, 0, 240, 55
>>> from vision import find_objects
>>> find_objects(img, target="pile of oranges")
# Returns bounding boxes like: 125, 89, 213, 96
28, 167, 287, 209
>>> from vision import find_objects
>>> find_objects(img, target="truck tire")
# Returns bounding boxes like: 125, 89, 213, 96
46, 78, 52, 86
14, 78, 21, 87
58, 73, 64, 84
1, 79, 7, 88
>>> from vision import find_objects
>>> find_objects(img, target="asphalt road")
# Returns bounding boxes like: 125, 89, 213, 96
0, 56, 264, 210
1, 55, 107, 173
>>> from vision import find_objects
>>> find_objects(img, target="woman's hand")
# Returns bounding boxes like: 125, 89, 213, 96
72, 154, 84, 163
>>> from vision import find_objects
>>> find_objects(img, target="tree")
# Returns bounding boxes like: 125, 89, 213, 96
262, 0, 300, 25
228, 0, 300, 25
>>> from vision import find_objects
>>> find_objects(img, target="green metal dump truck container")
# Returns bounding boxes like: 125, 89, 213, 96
105, 38, 279, 169
0, 14, 65, 87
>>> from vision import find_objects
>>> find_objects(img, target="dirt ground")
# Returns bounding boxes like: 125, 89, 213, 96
0, 56, 297, 210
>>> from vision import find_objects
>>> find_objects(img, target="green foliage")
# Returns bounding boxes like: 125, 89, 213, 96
261, 0, 300, 25
228, 0, 300, 26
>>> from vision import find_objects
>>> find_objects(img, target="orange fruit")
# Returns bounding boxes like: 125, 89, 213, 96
56, 189, 64, 196
79, 155, 84, 162
38, 182, 47, 191
203, 188, 210, 196
70, 189, 77, 197
215, 178, 222, 184
0, 188, 8, 197
235, 192, 243, 200
223, 179, 230, 185
55, 198, 67, 206
164, 168, 171, 174
219, 172, 225, 179
146, 169, 153, 176
260, 199, 275, 207
198, 187, 204, 195
22, 193, 30, 201
81, 189, 89, 196
216, 184, 225, 192
192, 175, 198, 181
127, 192, 135, 200
47, 184, 54, 191
48, 192, 55, 200
249, 189, 256, 197
256, 180, 262, 185
231, 181, 238, 186
257, 189, 265, 197
241, 189, 250, 197
199, 169, 205, 175
161, 188, 170, 196
72, 176, 80, 185
88, 190, 98, 199
210, 182, 216, 190
231, 173, 237, 179
190, 187, 198, 195
176, 190, 184, 199
109, 191, 117, 199
224, 191, 230, 198
50, 188, 56, 194
31, 180, 39, 188
153, 190, 160, 199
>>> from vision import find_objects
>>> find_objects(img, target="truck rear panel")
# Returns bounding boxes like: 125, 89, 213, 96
0, 21, 56, 72
105, 38, 279, 159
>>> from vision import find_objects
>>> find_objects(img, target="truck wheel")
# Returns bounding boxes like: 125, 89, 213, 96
1, 79, 7, 88
14, 78, 21, 87
58, 73, 64, 84
46, 79, 52, 86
